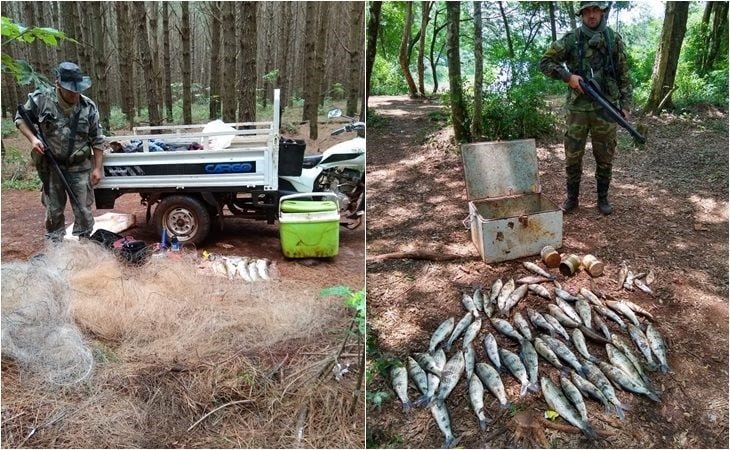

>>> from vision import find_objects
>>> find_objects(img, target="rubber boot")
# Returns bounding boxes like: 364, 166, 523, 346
562, 181, 580, 212
597, 180, 613, 215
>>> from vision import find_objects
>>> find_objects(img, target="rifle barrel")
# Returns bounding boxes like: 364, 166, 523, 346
579, 79, 646, 144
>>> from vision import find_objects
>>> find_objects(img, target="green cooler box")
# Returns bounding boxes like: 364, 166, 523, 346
279, 193, 340, 258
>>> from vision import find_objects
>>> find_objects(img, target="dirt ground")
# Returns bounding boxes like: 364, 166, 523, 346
365, 95, 728, 448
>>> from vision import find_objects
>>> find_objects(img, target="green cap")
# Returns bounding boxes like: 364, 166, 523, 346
576, 1, 608, 16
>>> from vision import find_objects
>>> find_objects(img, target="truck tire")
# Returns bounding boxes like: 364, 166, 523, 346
153, 195, 211, 245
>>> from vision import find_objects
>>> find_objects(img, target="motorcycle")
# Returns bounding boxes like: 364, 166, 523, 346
278, 108, 365, 229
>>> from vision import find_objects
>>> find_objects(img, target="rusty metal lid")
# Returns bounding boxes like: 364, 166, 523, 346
461, 139, 541, 201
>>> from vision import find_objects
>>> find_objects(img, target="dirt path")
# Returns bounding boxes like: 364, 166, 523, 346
366, 95, 728, 448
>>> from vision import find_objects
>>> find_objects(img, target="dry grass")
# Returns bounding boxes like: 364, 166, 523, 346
1, 241, 364, 448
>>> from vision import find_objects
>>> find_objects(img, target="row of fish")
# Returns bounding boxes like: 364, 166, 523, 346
208, 255, 272, 281
389, 260, 669, 448
618, 261, 655, 294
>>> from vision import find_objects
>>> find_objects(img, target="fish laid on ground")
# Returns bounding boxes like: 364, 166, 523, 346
575, 297, 593, 328
580, 288, 604, 307
237, 259, 253, 282
560, 375, 589, 423
499, 348, 536, 396
611, 333, 657, 376
484, 295, 495, 318
430, 401, 460, 449
624, 270, 635, 290
534, 336, 568, 373
593, 304, 627, 330
424, 350, 446, 405
628, 324, 658, 368
606, 300, 642, 328
541, 377, 598, 440
571, 371, 613, 415
572, 328, 599, 363
407, 356, 430, 406
223, 258, 238, 280
462, 317, 482, 349
523, 261, 556, 280
475, 362, 510, 409
527, 308, 557, 336
429, 317, 455, 353
540, 334, 586, 377
445, 313, 473, 352
619, 299, 655, 321
547, 304, 581, 328
592, 314, 612, 341
468, 374, 491, 431
645, 270, 655, 285
255, 258, 270, 280
413, 352, 442, 377
598, 361, 661, 402
248, 260, 260, 281
605, 343, 652, 388
581, 358, 630, 420
517, 275, 553, 285
633, 278, 653, 295
501, 283, 529, 316
580, 325, 611, 344
473, 288, 485, 312
617, 261, 628, 289
463, 344, 476, 380
528, 283, 552, 299
490, 279, 503, 304
513, 312, 533, 341
434, 352, 465, 404
646, 323, 670, 374
520, 339, 540, 387
496, 278, 516, 312
390, 365, 413, 412
556, 298, 582, 324
483, 333, 502, 371
555, 288, 581, 302
462, 293, 480, 317
490, 317, 524, 342
543, 313, 571, 340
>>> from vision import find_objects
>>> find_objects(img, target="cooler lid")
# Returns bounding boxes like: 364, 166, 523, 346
281, 200, 338, 213
461, 139, 541, 201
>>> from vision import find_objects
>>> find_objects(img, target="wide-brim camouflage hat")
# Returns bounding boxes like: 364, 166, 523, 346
56, 62, 92, 93
576, 1, 608, 15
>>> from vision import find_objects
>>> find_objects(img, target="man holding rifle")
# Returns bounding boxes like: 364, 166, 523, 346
539, 1, 633, 215
15, 62, 105, 241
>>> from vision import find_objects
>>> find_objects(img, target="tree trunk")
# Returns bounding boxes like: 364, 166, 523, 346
645, 1, 689, 115
310, 3, 329, 139
398, 2, 419, 98
208, 1, 222, 119
59, 2, 78, 63
703, 2, 728, 74
279, 2, 294, 108
89, 2, 110, 131
262, 3, 274, 108
471, 1, 483, 140
133, 2, 161, 126
346, 2, 364, 117
498, 0, 515, 83
417, 1, 432, 97
567, 2, 577, 31
221, 2, 237, 122
548, 2, 557, 43
365, 1, 382, 105
147, 2, 164, 121
446, 2, 470, 143
115, 2, 135, 128
238, 2, 257, 123
429, 9, 447, 94
74, 3, 93, 89
162, 2, 173, 123
303, 2, 318, 124
181, 2, 193, 124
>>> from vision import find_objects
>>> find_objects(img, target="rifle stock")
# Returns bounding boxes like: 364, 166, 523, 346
16, 105, 81, 207
578, 79, 647, 144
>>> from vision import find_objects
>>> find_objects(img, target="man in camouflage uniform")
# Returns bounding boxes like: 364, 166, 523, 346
15, 62, 105, 241
539, 1, 632, 215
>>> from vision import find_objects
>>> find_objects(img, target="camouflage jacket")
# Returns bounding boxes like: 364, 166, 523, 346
15, 89, 105, 172
539, 27, 632, 112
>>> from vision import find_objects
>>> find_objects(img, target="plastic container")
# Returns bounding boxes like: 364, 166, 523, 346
278, 139, 306, 176
541, 245, 561, 268
279, 193, 340, 258
582, 254, 604, 277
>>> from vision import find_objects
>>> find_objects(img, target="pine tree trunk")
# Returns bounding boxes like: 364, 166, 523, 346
181, 2, 193, 124
398, 2, 419, 98
221, 2, 237, 122
115, 2, 135, 128
208, 1, 222, 120
89, 2, 110, 131
704, 2, 728, 75
310, 3, 329, 139
446, 2, 470, 143
74, 3, 93, 88
365, 1, 382, 104
303, 2, 318, 123
59, 2, 78, 63
346, 3, 364, 117
133, 2, 161, 126
238, 2, 257, 123
162, 2, 173, 123
548, 2, 557, 43
471, 1, 484, 140
417, 2, 432, 97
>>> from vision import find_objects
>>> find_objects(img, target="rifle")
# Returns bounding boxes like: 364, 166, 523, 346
16, 105, 81, 207
578, 78, 647, 144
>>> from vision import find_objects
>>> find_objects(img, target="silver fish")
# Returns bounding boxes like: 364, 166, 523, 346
606, 300, 641, 328
430, 401, 460, 449
413, 352, 442, 377
527, 308, 556, 336
541, 334, 586, 376
594, 304, 627, 330
501, 283, 529, 316
462, 317, 482, 349
619, 299, 655, 320
475, 362, 510, 408
628, 324, 657, 367
634, 278, 653, 295
434, 352, 465, 404
528, 283, 552, 299
560, 375, 589, 423
517, 275, 553, 285
247, 260, 260, 281
424, 349, 446, 405
490, 317, 524, 342
513, 312, 533, 341
645, 270, 655, 285
429, 317, 455, 353
598, 361, 661, 402
541, 377, 598, 440
496, 278, 515, 312
407, 356, 430, 406
576, 297, 593, 328
571, 328, 599, 363
543, 313, 570, 340
483, 333, 502, 371
468, 374, 491, 431
624, 270, 635, 290
523, 261, 556, 280
534, 336, 568, 373
445, 313, 473, 352
472, 287, 485, 312
255, 258, 270, 280
237, 259, 253, 282
581, 358, 630, 420
490, 279, 503, 304
462, 292, 480, 317
520, 339, 539, 387
555, 288, 581, 302
463, 343, 476, 380
556, 298, 582, 324
617, 261, 628, 288
646, 323, 670, 374
606, 343, 651, 388
571, 371, 612, 415
611, 333, 657, 376
390, 365, 413, 412
592, 314, 612, 341
579, 288, 603, 307
547, 304, 581, 328
484, 295, 495, 318
499, 348, 534, 397
580, 325, 611, 344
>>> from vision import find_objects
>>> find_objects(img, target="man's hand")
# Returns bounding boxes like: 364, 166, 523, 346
31, 137, 45, 155
622, 109, 630, 120
568, 74, 585, 94
90, 167, 102, 186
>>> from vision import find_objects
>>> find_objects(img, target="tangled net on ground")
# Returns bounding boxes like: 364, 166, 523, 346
1, 256, 94, 385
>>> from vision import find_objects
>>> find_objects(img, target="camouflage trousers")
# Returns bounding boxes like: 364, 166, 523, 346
39, 168, 95, 241
564, 110, 617, 185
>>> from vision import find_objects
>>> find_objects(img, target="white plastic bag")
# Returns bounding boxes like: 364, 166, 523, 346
202, 119, 236, 150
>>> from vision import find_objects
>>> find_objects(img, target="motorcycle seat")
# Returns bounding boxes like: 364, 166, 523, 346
301, 154, 323, 169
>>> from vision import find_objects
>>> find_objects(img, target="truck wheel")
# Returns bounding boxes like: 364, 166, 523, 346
153, 195, 211, 245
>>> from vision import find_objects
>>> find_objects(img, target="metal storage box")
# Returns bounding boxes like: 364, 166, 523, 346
461, 139, 562, 263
